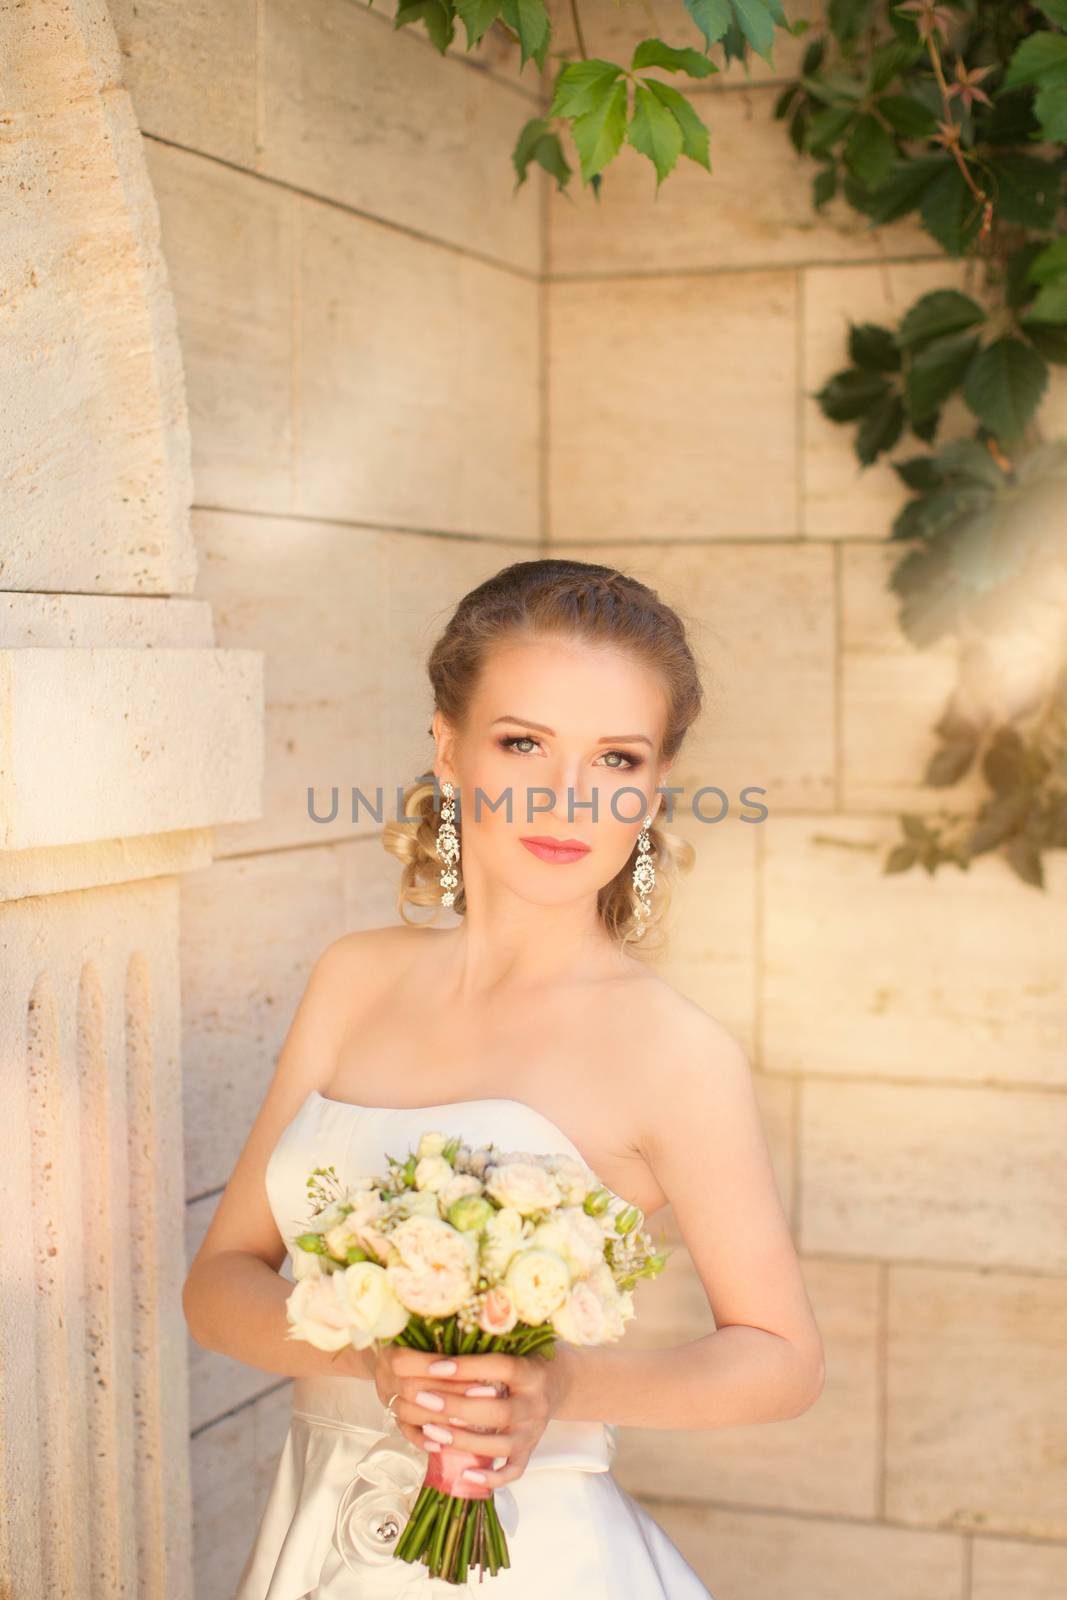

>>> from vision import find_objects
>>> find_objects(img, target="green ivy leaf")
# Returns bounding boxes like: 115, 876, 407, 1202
856, 393, 906, 464
962, 338, 1049, 441
849, 322, 901, 372
830, 0, 876, 44
1034, 85, 1067, 139
988, 154, 1061, 231
1022, 281, 1067, 325
877, 93, 937, 137
867, 154, 950, 226
918, 162, 984, 256
1028, 235, 1067, 284
499, 0, 551, 70
684, 0, 783, 63
813, 163, 837, 208
814, 368, 892, 421
807, 105, 857, 155
644, 78, 713, 170
454, 0, 501, 49
897, 289, 986, 350
904, 332, 980, 422
1035, 0, 1067, 28
1025, 322, 1067, 364
571, 77, 630, 183
630, 37, 718, 77
1002, 31, 1067, 92
627, 82, 685, 186
892, 455, 943, 491
512, 118, 573, 191
844, 112, 896, 188
547, 59, 624, 119
395, 0, 455, 51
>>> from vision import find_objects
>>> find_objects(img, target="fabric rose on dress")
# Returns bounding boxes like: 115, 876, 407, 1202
333, 1438, 427, 1570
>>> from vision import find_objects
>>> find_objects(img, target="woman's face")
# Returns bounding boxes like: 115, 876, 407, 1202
437, 634, 670, 909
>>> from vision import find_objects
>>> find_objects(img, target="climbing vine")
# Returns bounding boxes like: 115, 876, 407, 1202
374, 0, 1067, 885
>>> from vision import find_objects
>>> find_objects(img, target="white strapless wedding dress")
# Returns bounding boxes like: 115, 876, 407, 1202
233, 1089, 714, 1599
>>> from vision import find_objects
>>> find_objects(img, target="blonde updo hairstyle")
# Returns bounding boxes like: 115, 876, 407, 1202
382, 559, 704, 958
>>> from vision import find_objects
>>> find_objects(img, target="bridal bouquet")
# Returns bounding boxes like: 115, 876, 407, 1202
281, 1127, 669, 1586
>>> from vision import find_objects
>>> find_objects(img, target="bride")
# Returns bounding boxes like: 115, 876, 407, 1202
183, 558, 825, 1598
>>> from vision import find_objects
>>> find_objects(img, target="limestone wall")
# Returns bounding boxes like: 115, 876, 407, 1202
541, 4, 1067, 1596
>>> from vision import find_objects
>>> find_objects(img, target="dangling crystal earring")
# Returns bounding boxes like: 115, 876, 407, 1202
435, 780, 460, 908
632, 813, 655, 938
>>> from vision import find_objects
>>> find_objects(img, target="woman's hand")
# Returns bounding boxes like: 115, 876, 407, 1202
370, 1343, 578, 1490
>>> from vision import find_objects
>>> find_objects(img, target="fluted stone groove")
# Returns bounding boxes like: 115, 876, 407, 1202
126, 950, 169, 1599
27, 975, 82, 1600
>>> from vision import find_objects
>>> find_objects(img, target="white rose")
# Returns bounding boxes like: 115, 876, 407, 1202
438, 1171, 484, 1213
485, 1159, 563, 1216
285, 1272, 355, 1351
414, 1153, 454, 1192
417, 1131, 449, 1160
333, 1260, 410, 1348
547, 1153, 599, 1206
551, 1277, 610, 1345
481, 1206, 525, 1278
397, 1189, 441, 1220
291, 1245, 325, 1282
503, 1247, 571, 1323
385, 1215, 477, 1318
528, 1207, 606, 1278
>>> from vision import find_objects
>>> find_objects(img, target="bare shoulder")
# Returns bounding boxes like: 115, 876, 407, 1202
619, 967, 749, 1068
614, 972, 753, 1145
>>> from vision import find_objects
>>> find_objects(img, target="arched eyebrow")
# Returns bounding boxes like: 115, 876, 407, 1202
490, 715, 653, 749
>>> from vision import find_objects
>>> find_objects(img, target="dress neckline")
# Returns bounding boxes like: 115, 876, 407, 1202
303, 1088, 643, 1214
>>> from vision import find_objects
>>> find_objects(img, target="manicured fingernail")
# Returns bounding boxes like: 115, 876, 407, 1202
462, 1469, 487, 1483
423, 1439, 441, 1453
422, 1422, 453, 1443
416, 1389, 444, 1411
428, 1359, 457, 1374
465, 1383, 497, 1397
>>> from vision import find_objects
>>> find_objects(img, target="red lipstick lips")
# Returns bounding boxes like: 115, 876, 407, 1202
519, 836, 591, 864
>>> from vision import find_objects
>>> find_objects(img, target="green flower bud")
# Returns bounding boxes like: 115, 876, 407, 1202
614, 1206, 640, 1235
583, 1186, 612, 1216
447, 1194, 494, 1232
294, 1232, 329, 1254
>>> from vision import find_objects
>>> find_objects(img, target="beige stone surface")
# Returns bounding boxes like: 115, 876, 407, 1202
143, 142, 298, 514
762, 815, 1067, 1087
564, 541, 835, 809
972, 1535, 1067, 1599
840, 542, 990, 813
549, 86, 940, 276
296, 195, 541, 536
2, 1, 195, 595
179, 836, 402, 1196
190, 1386, 293, 1598
0, 876, 193, 1599
107, 0, 258, 166
648, 1498, 964, 1600
615, 1258, 880, 1517
802, 258, 977, 540
886, 1265, 1067, 1538
549, 271, 799, 540
192, 511, 532, 855
0, 646, 263, 851
260, 0, 542, 273
802, 1079, 1067, 1272
185, 1192, 294, 1432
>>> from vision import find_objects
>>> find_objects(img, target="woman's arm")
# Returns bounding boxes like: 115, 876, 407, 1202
548, 1018, 825, 1431
182, 930, 382, 1381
